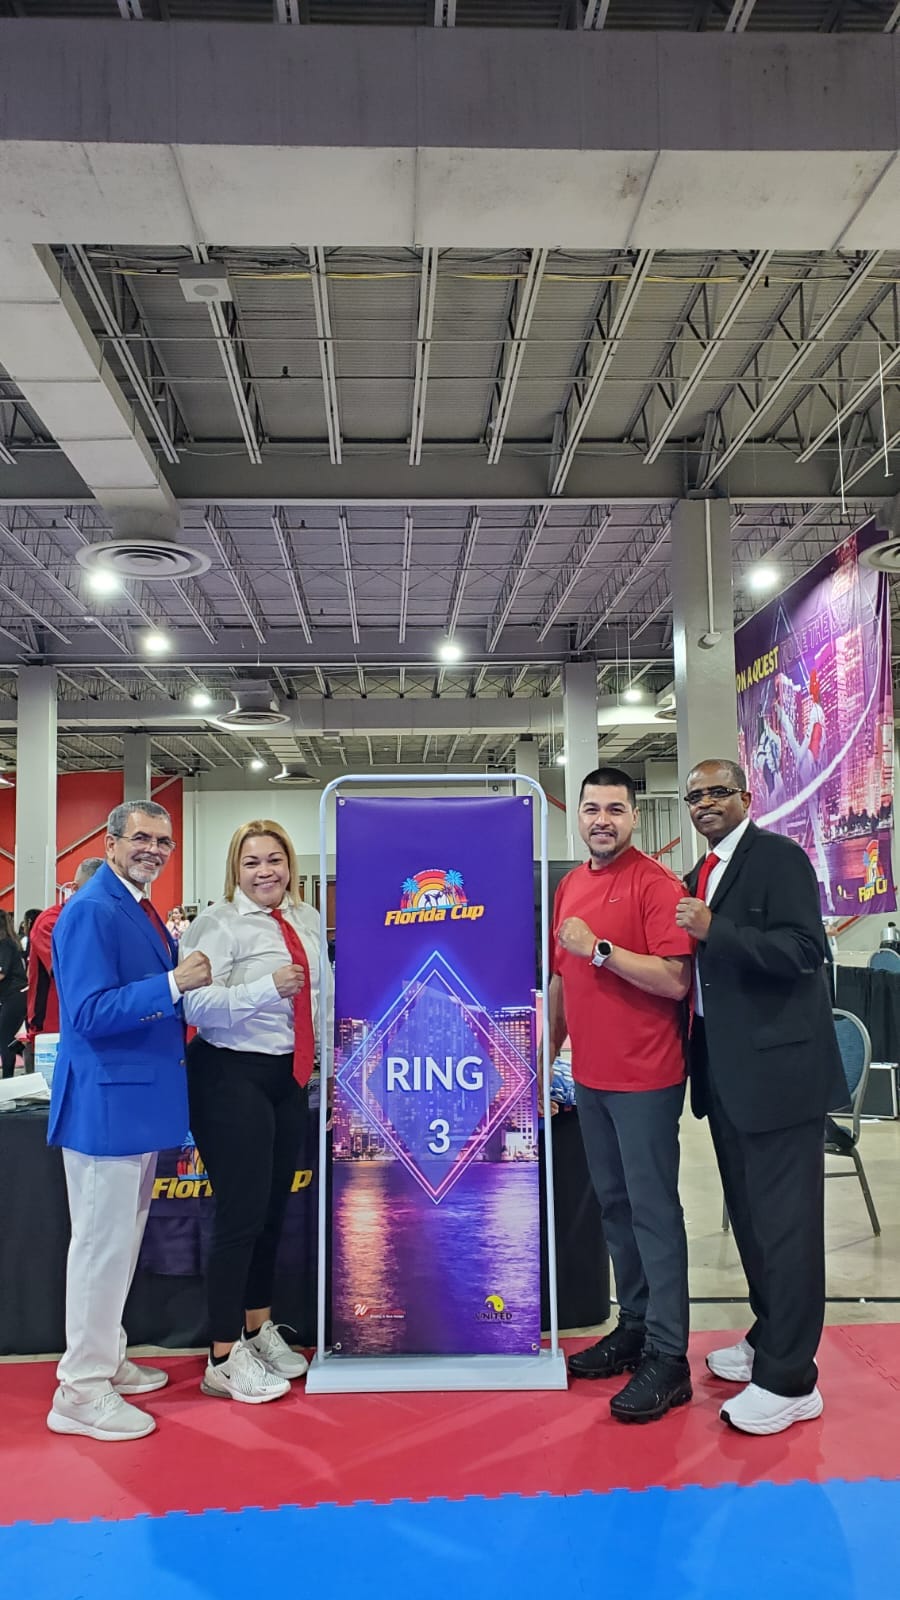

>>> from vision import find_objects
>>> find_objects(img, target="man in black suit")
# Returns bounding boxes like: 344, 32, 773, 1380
676, 758, 844, 1437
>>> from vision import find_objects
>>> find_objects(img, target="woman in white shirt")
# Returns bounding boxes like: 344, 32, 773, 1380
180, 819, 333, 1405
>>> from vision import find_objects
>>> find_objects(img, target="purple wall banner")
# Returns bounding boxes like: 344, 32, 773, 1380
735, 519, 894, 916
331, 795, 540, 1358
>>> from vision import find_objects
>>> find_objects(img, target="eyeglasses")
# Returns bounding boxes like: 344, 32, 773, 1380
118, 830, 177, 853
684, 786, 741, 807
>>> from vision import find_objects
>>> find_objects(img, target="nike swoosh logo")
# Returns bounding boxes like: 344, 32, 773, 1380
609, 896, 621, 903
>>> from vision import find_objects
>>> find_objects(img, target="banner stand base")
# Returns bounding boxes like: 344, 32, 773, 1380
306, 1349, 569, 1395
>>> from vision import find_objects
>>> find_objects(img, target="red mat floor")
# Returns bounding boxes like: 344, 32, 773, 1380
2, 1325, 897, 1526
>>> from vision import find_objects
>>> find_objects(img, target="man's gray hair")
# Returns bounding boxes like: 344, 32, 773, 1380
107, 799, 172, 838
74, 856, 104, 887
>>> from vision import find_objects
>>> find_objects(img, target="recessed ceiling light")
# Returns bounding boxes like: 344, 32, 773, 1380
141, 630, 171, 655
190, 688, 212, 710
250, 757, 265, 771
86, 568, 121, 596
437, 638, 463, 663
623, 686, 643, 703
555, 751, 567, 766
747, 564, 779, 593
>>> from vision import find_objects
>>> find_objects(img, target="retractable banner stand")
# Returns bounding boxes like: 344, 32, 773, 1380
307, 781, 567, 1395
735, 519, 895, 917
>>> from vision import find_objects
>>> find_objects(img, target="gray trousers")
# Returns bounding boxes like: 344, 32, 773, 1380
574, 1079, 689, 1359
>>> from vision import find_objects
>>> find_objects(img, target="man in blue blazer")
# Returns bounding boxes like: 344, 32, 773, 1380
47, 799, 211, 1442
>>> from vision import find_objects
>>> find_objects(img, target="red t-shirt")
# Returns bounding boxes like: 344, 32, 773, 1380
26, 902, 62, 1041
551, 847, 692, 1093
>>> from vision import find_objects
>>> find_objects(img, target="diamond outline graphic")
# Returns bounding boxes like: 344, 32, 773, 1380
336, 949, 535, 1204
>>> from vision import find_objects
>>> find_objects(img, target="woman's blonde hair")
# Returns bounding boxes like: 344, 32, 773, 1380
224, 819, 300, 904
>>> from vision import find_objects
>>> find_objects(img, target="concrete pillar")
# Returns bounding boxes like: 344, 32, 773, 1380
670, 498, 738, 863
15, 667, 57, 918
514, 736, 541, 858
122, 733, 151, 800
562, 662, 598, 859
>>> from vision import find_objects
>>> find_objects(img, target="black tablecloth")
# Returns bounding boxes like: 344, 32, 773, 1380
0, 1107, 609, 1355
835, 967, 900, 1062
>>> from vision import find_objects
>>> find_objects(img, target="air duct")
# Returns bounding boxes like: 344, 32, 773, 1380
268, 760, 315, 787
209, 682, 290, 733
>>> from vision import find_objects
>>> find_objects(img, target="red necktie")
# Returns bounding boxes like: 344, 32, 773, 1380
142, 899, 171, 955
695, 851, 721, 904
269, 906, 315, 1087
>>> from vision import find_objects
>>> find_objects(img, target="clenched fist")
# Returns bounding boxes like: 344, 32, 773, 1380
173, 949, 213, 993
273, 962, 307, 999
557, 916, 597, 960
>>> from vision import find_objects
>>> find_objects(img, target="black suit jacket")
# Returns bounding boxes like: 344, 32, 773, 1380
688, 820, 844, 1134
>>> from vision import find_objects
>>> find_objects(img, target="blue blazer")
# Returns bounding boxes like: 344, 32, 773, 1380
48, 863, 189, 1157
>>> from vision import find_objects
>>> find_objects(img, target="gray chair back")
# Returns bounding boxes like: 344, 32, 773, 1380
869, 948, 900, 973
831, 1008, 872, 1143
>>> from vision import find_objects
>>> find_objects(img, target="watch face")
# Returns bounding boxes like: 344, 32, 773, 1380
597, 940, 612, 957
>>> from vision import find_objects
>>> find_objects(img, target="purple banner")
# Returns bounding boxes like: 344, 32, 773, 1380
735, 520, 895, 916
331, 795, 540, 1357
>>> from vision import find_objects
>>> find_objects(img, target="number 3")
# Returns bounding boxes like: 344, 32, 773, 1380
428, 1118, 450, 1154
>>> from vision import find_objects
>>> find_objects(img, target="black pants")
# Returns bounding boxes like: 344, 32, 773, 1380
0, 993, 26, 1078
574, 1079, 689, 1360
695, 1023, 825, 1397
187, 1038, 308, 1344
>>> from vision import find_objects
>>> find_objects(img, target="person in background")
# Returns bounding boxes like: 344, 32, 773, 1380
18, 908, 41, 956
550, 767, 693, 1423
179, 819, 333, 1405
166, 906, 189, 941
25, 859, 104, 1072
0, 909, 27, 1078
47, 800, 211, 1443
678, 758, 844, 1437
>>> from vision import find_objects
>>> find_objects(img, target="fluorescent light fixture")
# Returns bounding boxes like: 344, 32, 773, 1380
250, 757, 266, 771
437, 638, 463, 663
747, 564, 779, 593
190, 688, 212, 710
141, 630, 171, 655
86, 568, 121, 596
623, 686, 643, 703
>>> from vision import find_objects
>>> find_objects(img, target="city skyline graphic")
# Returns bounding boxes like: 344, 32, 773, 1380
334, 948, 536, 1204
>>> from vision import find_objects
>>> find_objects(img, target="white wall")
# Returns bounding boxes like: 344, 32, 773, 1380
183, 769, 572, 906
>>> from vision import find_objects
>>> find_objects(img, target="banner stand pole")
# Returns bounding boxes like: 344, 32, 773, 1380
308, 772, 567, 1395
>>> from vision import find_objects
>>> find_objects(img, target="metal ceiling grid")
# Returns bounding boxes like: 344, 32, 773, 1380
2, 0, 898, 24
512, 256, 623, 442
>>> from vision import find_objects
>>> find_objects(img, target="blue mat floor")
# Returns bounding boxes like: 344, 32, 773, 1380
4, 1478, 900, 1600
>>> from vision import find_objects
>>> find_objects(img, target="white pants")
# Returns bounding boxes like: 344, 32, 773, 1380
57, 1148, 158, 1401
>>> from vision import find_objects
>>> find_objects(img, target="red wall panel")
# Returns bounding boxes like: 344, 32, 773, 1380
0, 773, 183, 914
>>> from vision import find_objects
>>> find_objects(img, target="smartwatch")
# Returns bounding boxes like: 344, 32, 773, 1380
591, 939, 613, 968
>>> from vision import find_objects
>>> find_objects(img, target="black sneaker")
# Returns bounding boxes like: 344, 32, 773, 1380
567, 1321, 645, 1380
609, 1351, 692, 1424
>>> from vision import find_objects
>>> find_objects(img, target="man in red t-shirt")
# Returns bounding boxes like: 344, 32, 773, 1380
550, 766, 693, 1423
25, 858, 104, 1069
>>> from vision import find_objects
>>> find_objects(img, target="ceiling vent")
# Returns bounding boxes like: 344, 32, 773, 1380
268, 760, 315, 787
210, 682, 290, 733
178, 265, 233, 305
77, 538, 210, 582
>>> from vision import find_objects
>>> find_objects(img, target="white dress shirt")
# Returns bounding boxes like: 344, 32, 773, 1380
694, 816, 751, 1018
180, 888, 334, 1058
116, 872, 181, 1007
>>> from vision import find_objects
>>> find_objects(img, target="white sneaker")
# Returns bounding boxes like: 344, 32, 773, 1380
114, 1359, 169, 1395
201, 1342, 291, 1404
47, 1387, 156, 1442
242, 1321, 309, 1381
720, 1381, 824, 1436
706, 1336, 754, 1383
